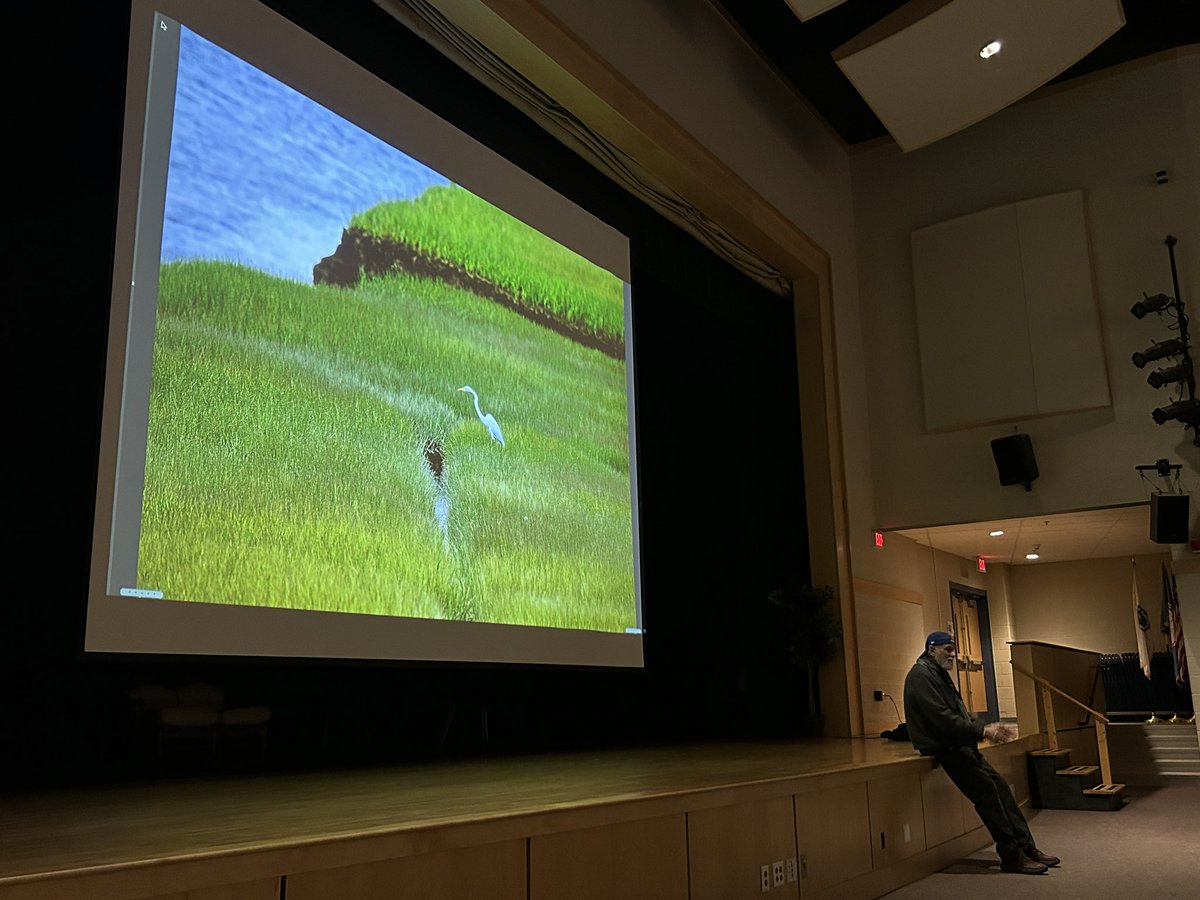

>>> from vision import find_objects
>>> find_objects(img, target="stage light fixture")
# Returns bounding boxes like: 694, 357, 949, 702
1135, 237, 1196, 445
1147, 362, 1194, 390
1151, 399, 1200, 426
1130, 292, 1173, 319
1147, 361, 1193, 389
1132, 338, 1184, 369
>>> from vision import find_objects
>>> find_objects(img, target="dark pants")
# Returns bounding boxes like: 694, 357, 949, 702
931, 746, 1033, 860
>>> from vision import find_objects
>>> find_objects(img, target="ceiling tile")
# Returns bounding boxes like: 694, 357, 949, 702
892, 503, 1169, 565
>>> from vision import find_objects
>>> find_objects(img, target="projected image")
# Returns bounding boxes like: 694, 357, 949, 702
129, 24, 636, 634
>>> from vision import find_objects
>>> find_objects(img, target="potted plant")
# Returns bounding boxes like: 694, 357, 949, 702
768, 581, 843, 734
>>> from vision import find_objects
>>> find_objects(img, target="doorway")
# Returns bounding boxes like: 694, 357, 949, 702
949, 583, 1000, 723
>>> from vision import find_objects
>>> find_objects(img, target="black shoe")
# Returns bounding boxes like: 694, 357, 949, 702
1024, 847, 1060, 867
1000, 851, 1048, 875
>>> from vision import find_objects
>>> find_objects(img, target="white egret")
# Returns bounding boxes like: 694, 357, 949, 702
457, 385, 505, 447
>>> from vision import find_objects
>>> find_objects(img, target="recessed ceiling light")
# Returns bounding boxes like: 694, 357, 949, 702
990, 530, 1005, 537
1025, 552, 1040, 560
979, 40, 1002, 59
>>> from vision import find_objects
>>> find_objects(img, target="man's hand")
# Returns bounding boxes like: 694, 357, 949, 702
982, 722, 1017, 743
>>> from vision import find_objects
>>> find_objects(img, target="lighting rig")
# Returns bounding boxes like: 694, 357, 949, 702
1131, 236, 1197, 445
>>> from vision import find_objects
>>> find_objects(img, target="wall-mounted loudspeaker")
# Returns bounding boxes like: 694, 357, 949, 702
990, 434, 1039, 489
1150, 493, 1190, 544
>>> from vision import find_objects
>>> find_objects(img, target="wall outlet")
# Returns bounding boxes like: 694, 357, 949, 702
761, 864, 771, 892
903, 823, 911, 843
772, 860, 785, 887
785, 857, 798, 882
873, 690, 884, 701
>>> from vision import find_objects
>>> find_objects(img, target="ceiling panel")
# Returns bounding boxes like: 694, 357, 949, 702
711, 0, 1199, 148
832, 0, 1125, 150
783, 0, 849, 22
891, 504, 1172, 565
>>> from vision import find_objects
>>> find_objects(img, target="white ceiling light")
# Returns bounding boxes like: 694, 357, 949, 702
979, 40, 1002, 59
1025, 552, 1040, 560
990, 529, 1005, 536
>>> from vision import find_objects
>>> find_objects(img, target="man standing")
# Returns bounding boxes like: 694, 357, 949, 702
903, 631, 1059, 875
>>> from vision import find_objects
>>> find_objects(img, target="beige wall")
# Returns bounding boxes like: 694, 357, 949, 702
855, 540, 1188, 734
841, 53, 1196, 734
484, 7, 1195, 737
848, 51, 1200, 533
1008, 552, 1173, 653
855, 533, 1018, 734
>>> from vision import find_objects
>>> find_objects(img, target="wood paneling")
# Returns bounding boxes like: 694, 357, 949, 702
1029, 642, 1104, 732
285, 840, 524, 900
919, 764, 965, 849
2, 739, 1047, 900
688, 796, 798, 900
794, 782, 872, 895
866, 771, 926, 868
142, 880, 279, 900
531, 814, 687, 900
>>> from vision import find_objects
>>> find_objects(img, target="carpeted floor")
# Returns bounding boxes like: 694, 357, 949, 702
882, 779, 1200, 898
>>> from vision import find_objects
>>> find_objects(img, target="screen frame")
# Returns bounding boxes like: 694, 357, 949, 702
85, 0, 643, 668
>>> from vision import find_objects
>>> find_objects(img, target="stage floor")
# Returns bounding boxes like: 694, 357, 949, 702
1, 737, 923, 884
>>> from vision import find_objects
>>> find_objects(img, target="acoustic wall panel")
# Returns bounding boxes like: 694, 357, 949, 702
911, 190, 1108, 430
1016, 192, 1111, 415
911, 205, 1037, 430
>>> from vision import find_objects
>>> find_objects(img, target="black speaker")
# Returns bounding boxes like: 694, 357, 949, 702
990, 434, 1038, 487
1150, 493, 1189, 543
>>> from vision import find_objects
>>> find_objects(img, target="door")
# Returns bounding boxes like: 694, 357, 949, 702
949, 584, 1000, 723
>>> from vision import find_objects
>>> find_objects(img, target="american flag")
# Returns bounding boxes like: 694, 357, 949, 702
1161, 564, 1189, 687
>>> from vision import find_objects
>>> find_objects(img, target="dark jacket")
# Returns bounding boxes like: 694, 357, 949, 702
902, 653, 986, 753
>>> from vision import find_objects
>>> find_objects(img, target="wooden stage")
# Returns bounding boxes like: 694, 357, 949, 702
0, 735, 1041, 900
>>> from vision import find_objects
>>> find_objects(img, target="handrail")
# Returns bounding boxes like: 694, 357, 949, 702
1010, 661, 1109, 723
1010, 660, 1116, 786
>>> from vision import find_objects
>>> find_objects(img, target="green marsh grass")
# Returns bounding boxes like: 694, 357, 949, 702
352, 184, 625, 343
137, 260, 635, 631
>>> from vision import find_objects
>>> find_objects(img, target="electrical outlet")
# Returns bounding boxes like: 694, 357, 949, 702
903, 823, 911, 843
761, 864, 771, 892
772, 860, 785, 887
785, 857, 797, 882
873, 690, 884, 701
